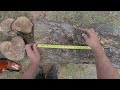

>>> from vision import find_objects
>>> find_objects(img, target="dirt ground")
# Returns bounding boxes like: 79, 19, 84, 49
0, 11, 120, 79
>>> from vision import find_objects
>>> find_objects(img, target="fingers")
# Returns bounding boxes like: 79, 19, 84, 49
83, 29, 92, 34
25, 44, 34, 56
82, 33, 89, 42
90, 28, 95, 33
25, 43, 40, 55
33, 43, 40, 54
83, 28, 96, 37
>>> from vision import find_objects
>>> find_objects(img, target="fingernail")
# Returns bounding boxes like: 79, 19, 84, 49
82, 33, 85, 36
91, 28, 94, 31
34, 43, 36, 46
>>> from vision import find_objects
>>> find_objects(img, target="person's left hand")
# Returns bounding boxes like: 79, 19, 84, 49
25, 43, 41, 65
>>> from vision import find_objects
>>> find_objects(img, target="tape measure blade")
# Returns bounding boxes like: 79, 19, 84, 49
37, 44, 92, 50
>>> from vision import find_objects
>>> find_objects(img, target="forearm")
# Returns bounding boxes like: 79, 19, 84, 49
93, 46, 119, 79
20, 62, 39, 79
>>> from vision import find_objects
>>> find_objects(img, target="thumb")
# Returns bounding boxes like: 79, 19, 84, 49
82, 33, 89, 42
33, 43, 39, 54
25, 44, 34, 53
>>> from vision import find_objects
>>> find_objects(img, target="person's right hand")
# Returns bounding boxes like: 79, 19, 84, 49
25, 43, 41, 65
82, 28, 102, 50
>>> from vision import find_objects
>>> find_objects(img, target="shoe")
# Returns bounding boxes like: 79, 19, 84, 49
46, 65, 58, 79
35, 67, 45, 79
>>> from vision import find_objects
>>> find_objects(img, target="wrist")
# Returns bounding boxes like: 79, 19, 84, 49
92, 45, 104, 53
30, 59, 40, 66
31, 62, 40, 67
91, 44, 102, 50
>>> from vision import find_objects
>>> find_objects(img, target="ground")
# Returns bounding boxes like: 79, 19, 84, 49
0, 11, 120, 79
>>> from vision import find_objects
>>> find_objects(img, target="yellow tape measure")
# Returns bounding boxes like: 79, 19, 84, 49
37, 44, 109, 50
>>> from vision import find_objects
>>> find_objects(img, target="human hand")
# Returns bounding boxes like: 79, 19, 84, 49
25, 43, 41, 65
82, 28, 102, 50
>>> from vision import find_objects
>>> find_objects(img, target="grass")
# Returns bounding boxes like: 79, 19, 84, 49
58, 63, 97, 79
0, 11, 29, 22
45, 11, 120, 29
0, 32, 12, 42
0, 11, 120, 79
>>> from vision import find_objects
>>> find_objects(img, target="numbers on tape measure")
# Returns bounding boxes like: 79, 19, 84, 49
37, 44, 91, 49
37, 44, 109, 50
